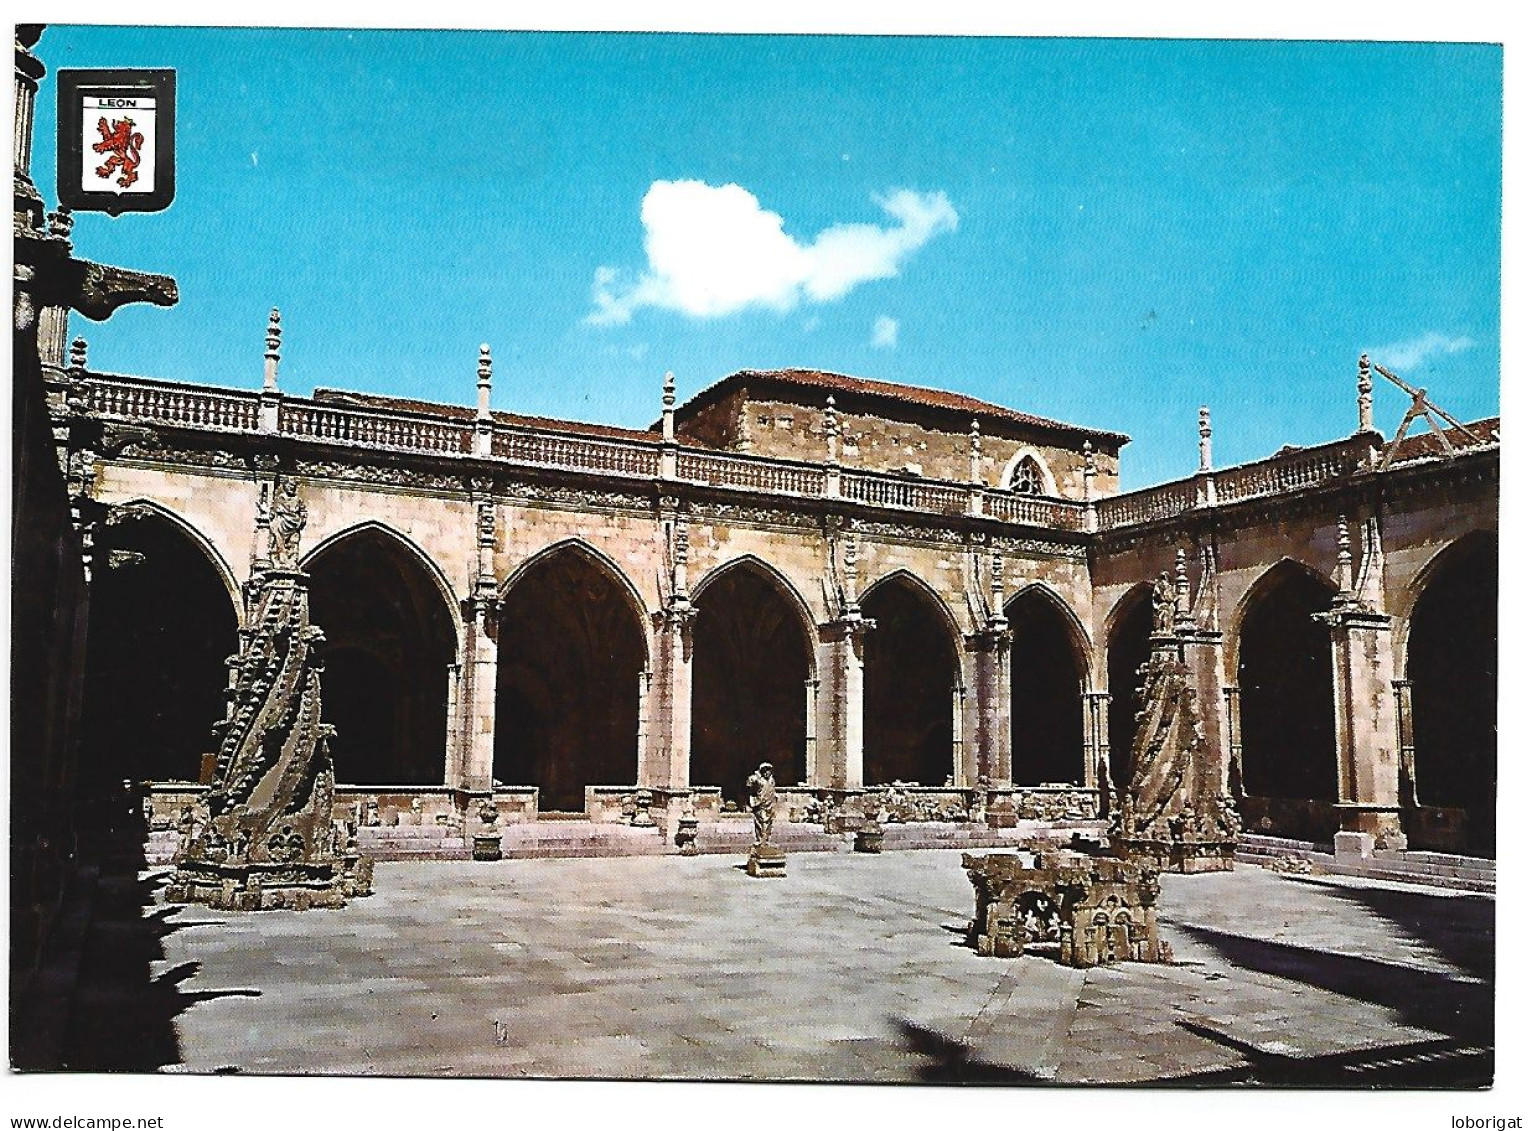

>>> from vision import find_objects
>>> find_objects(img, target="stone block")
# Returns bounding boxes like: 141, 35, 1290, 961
746, 844, 787, 878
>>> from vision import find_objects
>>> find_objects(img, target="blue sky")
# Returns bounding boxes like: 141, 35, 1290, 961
32, 27, 1500, 488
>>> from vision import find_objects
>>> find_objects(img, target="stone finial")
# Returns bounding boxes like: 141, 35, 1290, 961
476, 344, 493, 420
1198, 406, 1212, 472
263, 308, 282, 391
1357, 353, 1374, 433
661, 371, 677, 444
1174, 547, 1192, 619
1082, 440, 1097, 499
825, 395, 841, 464
990, 550, 1004, 602
969, 419, 982, 484
69, 336, 88, 373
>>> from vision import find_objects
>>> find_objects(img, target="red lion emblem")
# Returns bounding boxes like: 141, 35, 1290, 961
92, 116, 144, 189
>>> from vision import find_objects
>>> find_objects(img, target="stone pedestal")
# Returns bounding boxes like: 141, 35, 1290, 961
985, 790, 1018, 830
674, 815, 700, 856
472, 833, 503, 862
746, 844, 787, 878
853, 822, 884, 853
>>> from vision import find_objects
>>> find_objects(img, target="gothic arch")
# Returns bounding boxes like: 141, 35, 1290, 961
495, 539, 649, 810
303, 522, 459, 784
1228, 557, 1337, 673
998, 447, 1060, 496
693, 554, 818, 677
691, 555, 818, 799
1397, 530, 1497, 653
80, 504, 243, 786
106, 498, 242, 621
303, 519, 461, 655
500, 537, 652, 667
1006, 584, 1089, 785
860, 570, 963, 786
860, 568, 964, 664
1104, 583, 1155, 789
1008, 582, 1092, 670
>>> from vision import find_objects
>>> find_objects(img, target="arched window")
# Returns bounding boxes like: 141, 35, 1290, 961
1009, 456, 1047, 495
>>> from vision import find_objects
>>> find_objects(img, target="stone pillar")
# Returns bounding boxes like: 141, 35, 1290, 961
1393, 678, 1418, 807
803, 678, 820, 785
642, 605, 695, 791
459, 613, 497, 790
818, 615, 871, 789
1223, 685, 1244, 797
1081, 689, 1110, 789
952, 682, 968, 784
967, 623, 1011, 785
259, 309, 282, 433
473, 345, 494, 457
1322, 514, 1406, 851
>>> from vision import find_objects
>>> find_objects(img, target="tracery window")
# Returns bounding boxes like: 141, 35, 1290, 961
1009, 456, 1047, 495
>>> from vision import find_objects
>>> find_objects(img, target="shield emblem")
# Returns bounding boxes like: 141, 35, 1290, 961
58, 69, 176, 215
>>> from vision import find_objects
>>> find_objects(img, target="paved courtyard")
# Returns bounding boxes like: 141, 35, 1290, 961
142, 852, 1492, 1085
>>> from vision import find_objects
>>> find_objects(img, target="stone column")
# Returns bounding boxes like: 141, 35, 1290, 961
1320, 515, 1406, 851
818, 615, 871, 789
458, 485, 500, 791
1081, 689, 1110, 789
642, 604, 695, 791
1393, 679, 1418, 807
967, 622, 1011, 785
803, 678, 820, 785
1223, 686, 1244, 797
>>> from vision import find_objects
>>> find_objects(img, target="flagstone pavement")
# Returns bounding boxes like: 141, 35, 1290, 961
148, 852, 1493, 1084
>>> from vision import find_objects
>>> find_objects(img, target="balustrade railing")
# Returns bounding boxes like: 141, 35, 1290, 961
1096, 479, 1201, 530
86, 378, 260, 432
842, 471, 970, 515
1213, 441, 1360, 504
675, 450, 824, 495
983, 491, 1089, 531
281, 402, 472, 454
493, 427, 659, 478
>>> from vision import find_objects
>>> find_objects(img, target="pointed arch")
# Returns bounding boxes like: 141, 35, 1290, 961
860, 570, 963, 786
500, 537, 652, 666
691, 555, 818, 799
106, 498, 242, 620
1006, 583, 1090, 785
496, 538, 649, 809
302, 521, 459, 785
81, 501, 243, 785
1399, 530, 1496, 637
1228, 557, 1337, 671
693, 554, 818, 676
859, 568, 964, 665
999, 447, 1060, 496
302, 519, 461, 655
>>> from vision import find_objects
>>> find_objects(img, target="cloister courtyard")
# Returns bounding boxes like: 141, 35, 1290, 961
45, 850, 1492, 1086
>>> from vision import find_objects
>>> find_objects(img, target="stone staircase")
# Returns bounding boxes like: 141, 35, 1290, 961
1236, 833, 1495, 892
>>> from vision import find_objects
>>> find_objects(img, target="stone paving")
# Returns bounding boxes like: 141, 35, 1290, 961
150, 852, 1493, 1084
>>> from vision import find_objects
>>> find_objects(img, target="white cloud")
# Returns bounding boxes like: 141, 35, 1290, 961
870, 315, 899, 349
588, 181, 957, 325
1368, 332, 1475, 373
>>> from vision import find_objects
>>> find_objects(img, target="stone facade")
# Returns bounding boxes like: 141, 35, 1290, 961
53, 327, 1498, 859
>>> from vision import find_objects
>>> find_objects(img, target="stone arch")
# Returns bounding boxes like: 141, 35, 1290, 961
1228, 556, 1336, 675
499, 536, 652, 667
1006, 584, 1089, 785
304, 523, 459, 785
691, 556, 818, 801
302, 519, 461, 655
1234, 558, 1339, 840
494, 540, 649, 811
1104, 583, 1154, 790
859, 568, 965, 659
1403, 531, 1496, 853
860, 571, 963, 786
105, 498, 242, 621
693, 554, 819, 676
999, 447, 1060, 496
80, 504, 243, 788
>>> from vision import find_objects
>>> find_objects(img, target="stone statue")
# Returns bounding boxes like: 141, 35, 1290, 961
269, 477, 307, 567
747, 762, 776, 847
1151, 571, 1176, 636
745, 762, 786, 878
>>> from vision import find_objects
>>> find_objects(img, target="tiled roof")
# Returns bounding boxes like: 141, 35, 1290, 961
673, 368, 1131, 446
311, 388, 659, 443
1389, 416, 1499, 463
